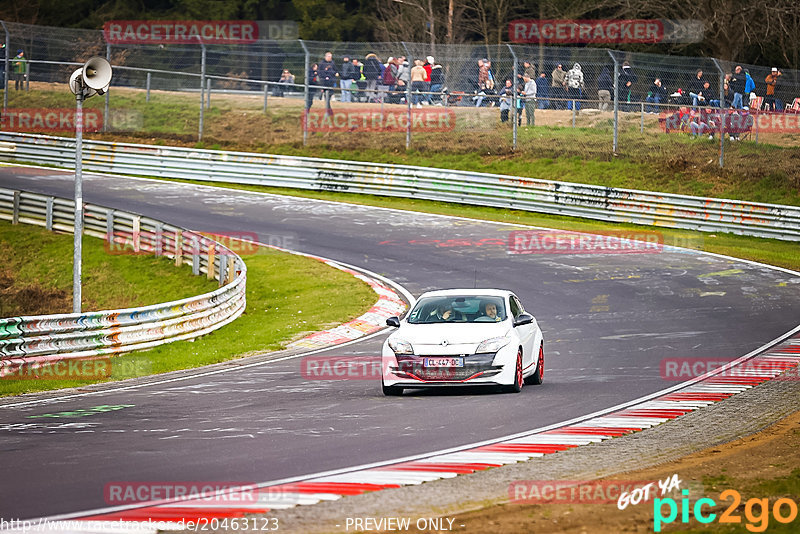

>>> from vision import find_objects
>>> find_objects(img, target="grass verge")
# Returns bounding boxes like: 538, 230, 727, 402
0, 220, 376, 397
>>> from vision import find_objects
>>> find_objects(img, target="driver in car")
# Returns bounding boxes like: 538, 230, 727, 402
482, 302, 502, 322
432, 304, 455, 321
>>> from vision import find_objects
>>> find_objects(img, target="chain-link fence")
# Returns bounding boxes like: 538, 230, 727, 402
2, 20, 799, 167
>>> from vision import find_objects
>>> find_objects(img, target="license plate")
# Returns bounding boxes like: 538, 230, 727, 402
423, 357, 464, 367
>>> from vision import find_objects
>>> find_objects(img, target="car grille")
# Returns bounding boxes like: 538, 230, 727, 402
394, 355, 501, 382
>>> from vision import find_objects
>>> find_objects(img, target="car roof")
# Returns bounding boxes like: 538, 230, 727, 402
417, 289, 514, 299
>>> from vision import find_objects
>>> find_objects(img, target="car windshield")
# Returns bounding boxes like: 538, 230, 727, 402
406, 295, 507, 324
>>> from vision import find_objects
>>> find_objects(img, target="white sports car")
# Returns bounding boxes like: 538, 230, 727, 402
382, 289, 544, 395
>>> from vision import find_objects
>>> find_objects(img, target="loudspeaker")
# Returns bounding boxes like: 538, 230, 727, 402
68, 56, 112, 97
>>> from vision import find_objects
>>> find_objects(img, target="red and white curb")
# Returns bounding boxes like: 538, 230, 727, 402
14, 331, 799, 533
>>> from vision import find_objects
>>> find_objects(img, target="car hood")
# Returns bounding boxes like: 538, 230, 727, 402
392, 322, 511, 346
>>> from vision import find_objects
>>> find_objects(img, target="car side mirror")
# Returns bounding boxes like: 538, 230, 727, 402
513, 313, 533, 327
386, 316, 401, 328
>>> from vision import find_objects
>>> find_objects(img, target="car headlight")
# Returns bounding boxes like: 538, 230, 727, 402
476, 336, 511, 353
388, 338, 414, 355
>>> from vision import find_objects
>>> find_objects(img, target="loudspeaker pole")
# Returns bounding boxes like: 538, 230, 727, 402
73, 84, 84, 313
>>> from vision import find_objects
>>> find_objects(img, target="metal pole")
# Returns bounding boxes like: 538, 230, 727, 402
608, 51, 619, 153
299, 39, 309, 146
263, 82, 268, 112
104, 43, 110, 132
711, 58, 725, 168
206, 77, 211, 109
25, 60, 29, 91
1, 21, 9, 114
198, 39, 206, 141
146, 71, 151, 103
640, 101, 644, 133
507, 44, 518, 150
572, 101, 576, 127
402, 42, 412, 150
73, 88, 84, 313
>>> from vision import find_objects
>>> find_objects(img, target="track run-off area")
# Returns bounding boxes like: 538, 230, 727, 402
2, 165, 800, 522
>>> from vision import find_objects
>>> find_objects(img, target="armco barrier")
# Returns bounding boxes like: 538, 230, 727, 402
1, 132, 799, 241
0, 187, 247, 373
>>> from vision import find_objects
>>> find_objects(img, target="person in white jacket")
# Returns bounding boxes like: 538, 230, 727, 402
523, 75, 537, 126
565, 63, 585, 111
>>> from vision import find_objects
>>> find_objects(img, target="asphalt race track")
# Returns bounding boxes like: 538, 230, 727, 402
2, 166, 800, 520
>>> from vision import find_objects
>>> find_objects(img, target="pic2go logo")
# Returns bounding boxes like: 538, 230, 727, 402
653, 489, 799, 532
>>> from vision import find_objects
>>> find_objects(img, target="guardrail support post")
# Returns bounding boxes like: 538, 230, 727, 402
226, 256, 235, 284
45, 197, 54, 230
12, 191, 20, 224
132, 216, 141, 253
207, 244, 216, 279
155, 222, 163, 256
105, 208, 114, 241
191, 234, 200, 275
146, 71, 151, 103
218, 254, 227, 286
174, 230, 182, 267
608, 51, 619, 154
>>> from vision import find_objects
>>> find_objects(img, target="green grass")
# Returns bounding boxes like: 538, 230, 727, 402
0, 220, 376, 396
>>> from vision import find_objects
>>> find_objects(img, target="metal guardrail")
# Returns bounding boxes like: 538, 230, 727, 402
0, 186, 247, 372
1, 132, 799, 241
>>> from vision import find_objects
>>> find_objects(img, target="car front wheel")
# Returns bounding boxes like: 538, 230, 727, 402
504, 348, 524, 393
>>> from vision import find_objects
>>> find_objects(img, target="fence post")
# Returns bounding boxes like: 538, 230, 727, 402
572, 101, 576, 127
712, 58, 725, 168
207, 244, 216, 280
198, 37, 206, 141
608, 51, 619, 153
299, 39, 309, 146
263, 82, 268, 112
640, 101, 644, 132
507, 44, 518, 150
402, 42, 412, 150
206, 77, 211, 109
174, 230, 182, 267
155, 222, 163, 257
103, 43, 110, 132
146, 71, 151, 103
1, 21, 9, 115
25, 60, 30, 91
192, 235, 200, 275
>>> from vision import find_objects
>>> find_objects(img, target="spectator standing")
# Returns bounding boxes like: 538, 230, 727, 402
536, 72, 549, 109
410, 59, 427, 107
380, 57, 398, 103
597, 66, 612, 111
729, 66, 746, 109
498, 79, 513, 122
764, 68, 782, 111
305, 63, 319, 110
275, 69, 294, 97
318, 51, 339, 111
429, 61, 444, 105
340, 56, 356, 103
744, 69, 756, 106
522, 74, 537, 126
363, 53, 382, 103
12, 49, 26, 91
551, 64, 566, 109
645, 78, 667, 113
618, 61, 637, 110
423, 56, 434, 102
351, 59, 364, 101
565, 63, 584, 111
517, 59, 536, 85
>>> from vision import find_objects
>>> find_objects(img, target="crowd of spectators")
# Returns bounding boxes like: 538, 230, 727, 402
280, 50, 795, 122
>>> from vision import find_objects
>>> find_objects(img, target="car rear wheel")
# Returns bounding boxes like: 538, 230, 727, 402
504, 348, 524, 393
525, 344, 544, 385
382, 381, 404, 396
